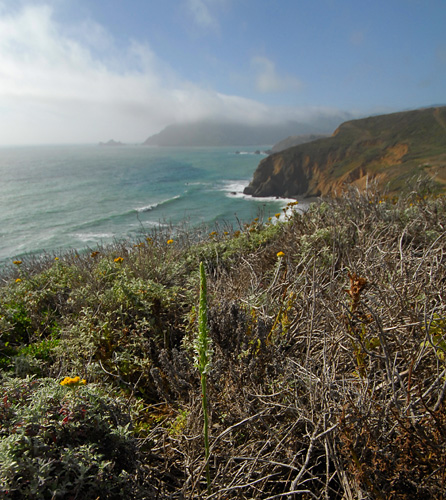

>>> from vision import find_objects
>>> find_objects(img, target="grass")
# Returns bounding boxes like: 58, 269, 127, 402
1, 185, 446, 499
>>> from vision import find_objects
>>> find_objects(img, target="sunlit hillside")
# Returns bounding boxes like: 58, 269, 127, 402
245, 106, 446, 198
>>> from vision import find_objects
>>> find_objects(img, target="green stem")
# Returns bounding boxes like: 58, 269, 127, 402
201, 373, 211, 493
198, 261, 211, 494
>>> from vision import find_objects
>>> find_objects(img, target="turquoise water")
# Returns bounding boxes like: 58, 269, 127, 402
0, 144, 300, 265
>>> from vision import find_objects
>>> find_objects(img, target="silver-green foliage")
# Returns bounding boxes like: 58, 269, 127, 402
0, 375, 139, 499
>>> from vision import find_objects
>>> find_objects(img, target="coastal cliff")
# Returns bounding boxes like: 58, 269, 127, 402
244, 106, 446, 197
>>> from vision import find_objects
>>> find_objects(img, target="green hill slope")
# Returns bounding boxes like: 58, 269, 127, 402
244, 106, 446, 197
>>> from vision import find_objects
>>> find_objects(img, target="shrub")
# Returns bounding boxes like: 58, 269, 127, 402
1, 188, 446, 498
0, 375, 150, 499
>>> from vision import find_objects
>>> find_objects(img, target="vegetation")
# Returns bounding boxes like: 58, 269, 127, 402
245, 106, 446, 197
195, 262, 213, 494
1, 185, 446, 499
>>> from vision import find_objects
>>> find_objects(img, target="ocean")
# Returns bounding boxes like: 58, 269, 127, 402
0, 144, 303, 268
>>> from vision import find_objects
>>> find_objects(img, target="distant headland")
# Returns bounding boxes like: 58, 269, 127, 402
142, 114, 350, 147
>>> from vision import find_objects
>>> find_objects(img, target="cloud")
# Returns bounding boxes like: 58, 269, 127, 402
184, 0, 229, 30
0, 3, 339, 145
0, 3, 243, 143
186, 0, 216, 28
251, 56, 304, 93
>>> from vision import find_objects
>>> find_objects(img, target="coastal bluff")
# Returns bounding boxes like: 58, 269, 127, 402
244, 106, 446, 198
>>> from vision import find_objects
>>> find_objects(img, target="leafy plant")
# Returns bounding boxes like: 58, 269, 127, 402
0, 375, 147, 499
422, 313, 446, 363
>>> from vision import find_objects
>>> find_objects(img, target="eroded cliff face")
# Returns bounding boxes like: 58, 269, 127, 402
244, 106, 446, 198
243, 141, 382, 197
243, 154, 309, 197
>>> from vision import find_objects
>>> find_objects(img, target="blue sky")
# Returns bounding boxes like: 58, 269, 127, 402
0, 0, 445, 144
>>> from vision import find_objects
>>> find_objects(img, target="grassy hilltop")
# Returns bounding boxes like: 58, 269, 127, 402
244, 106, 446, 198
1, 186, 446, 499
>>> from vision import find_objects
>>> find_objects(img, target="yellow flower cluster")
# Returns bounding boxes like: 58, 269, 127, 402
114, 256, 124, 263
167, 239, 174, 245
13, 260, 22, 265
60, 376, 86, 387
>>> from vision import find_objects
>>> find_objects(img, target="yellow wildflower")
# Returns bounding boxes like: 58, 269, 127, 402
114, 256, 124, 263
13, 260, 22, 265
277, 251, 285, 258
60, 376, 87, 387
275, 213, 281, 218
167, 239, 174, 245
15, 278, 22, 283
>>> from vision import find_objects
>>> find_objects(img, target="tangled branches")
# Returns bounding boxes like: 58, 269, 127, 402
152, 190, 446, 498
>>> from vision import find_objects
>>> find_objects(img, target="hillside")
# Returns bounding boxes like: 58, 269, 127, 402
269, 133, 327, 153
244, 106, 446, 197
1, 189, 445, 499
142, 116, 348, 147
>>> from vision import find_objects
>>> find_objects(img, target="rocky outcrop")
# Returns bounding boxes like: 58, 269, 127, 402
99, 139, 125, 146
244, 106, 446, 198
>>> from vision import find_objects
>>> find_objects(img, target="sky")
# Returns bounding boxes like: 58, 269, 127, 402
0, 0, 445, 145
